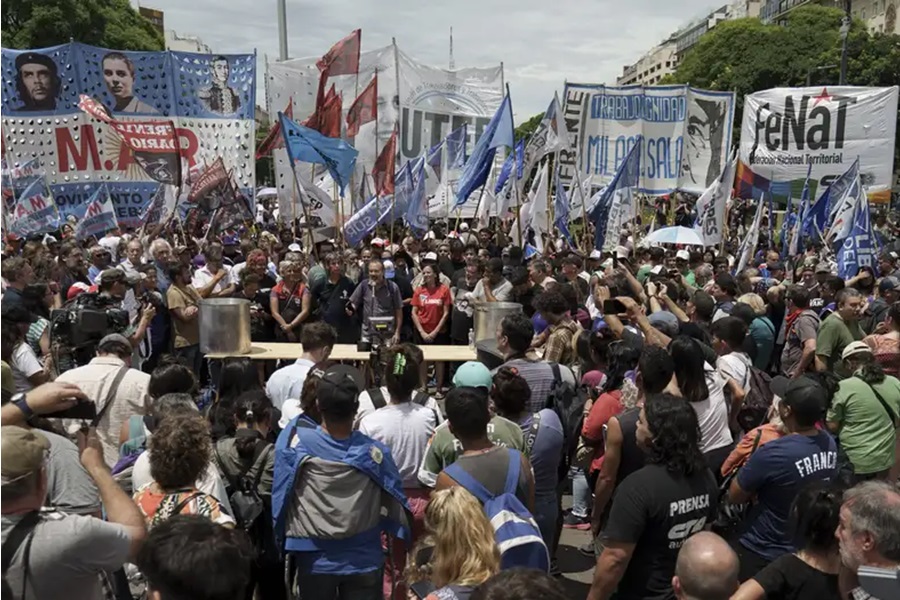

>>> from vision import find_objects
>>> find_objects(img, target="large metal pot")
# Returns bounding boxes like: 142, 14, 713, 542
199, 298, 252, 355
473, 301, 522, 344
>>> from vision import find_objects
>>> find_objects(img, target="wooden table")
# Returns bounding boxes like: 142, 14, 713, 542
205, 343, 477, 362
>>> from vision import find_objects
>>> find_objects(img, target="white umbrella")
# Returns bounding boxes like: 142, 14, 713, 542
256, 187, 278, 198
643, 226, 704, 246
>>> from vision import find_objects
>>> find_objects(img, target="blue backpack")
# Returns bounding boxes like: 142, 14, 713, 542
443, 449, 549, 572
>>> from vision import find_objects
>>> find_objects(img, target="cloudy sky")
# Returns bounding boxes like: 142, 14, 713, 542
144, 0, 718, 121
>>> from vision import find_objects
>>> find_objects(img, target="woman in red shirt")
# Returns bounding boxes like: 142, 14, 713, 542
412, 264, 452, 395
270, 260, 311, 342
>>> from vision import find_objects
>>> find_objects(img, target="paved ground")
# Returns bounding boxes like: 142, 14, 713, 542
556, 495, 595, 595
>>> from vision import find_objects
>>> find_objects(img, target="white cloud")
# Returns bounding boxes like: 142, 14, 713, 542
146, 0, 716, 120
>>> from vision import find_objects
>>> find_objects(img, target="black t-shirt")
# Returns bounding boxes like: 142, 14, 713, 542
602, 463, 718, 600
450, 276, 477, 342
310, 276, 358, 343
752, 553, 839, 600
511, 285, 538, 318
231, 286, 274, 341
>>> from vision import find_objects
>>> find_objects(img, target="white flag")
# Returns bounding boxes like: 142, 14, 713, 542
693, 151, 736, 246
528, 162, 550, 252
736, 193, 765, 274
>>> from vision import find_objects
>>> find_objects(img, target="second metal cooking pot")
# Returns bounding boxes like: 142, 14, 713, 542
472, 301, 523, 344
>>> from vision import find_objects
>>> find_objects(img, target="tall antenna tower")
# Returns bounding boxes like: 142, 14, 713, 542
449, 27, 455, 70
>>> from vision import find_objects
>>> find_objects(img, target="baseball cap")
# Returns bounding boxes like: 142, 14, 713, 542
288, 243, 302, 253
452, 361, 493, 389
317, 365, 363, 417
589, 249, 602, 260
675, 249, 690, 261
98, 333, 132, 355
1, 426, 50, 485
841, 341, 873, 361
423, 251, 438, 262
1, 304, 37, 324
879, 276, 900, 293
648, 311, 679, 337
371, 237, 386, 247
769, 374, 825, 416
90, 245, 111, 256
41, 234, 58, 246
66, 282, 91, 301
879, 250, 898, 262
768, 261, 785, 272
815, 262, 832, 274
97, 269, 125, 285
459, 223, 470, 231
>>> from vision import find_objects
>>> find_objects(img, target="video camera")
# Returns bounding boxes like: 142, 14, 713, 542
50, 292, 130, 367
356, 316, 395, 387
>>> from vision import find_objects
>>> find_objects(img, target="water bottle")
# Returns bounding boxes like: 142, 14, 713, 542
468, 328, 475, 349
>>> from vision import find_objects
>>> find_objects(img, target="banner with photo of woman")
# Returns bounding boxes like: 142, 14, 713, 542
1, 43, 256, 228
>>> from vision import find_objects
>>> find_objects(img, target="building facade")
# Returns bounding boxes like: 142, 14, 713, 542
164, 30, 212, 54
850, 0, 899, 34
616, 39, 678, 86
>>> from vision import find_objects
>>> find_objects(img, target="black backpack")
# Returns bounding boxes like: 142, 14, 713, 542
543, 364, 589, 474
368, 387, 430, 409
737, 367, 775, 432
216, 441, 273, 530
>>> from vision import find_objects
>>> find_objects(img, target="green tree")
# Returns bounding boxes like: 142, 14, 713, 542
2, 0, 164, 51
515, 112, 543, 141
256, 123, 275, 186
672, 4, 900, 166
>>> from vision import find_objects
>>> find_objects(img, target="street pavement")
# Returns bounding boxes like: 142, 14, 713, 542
556, 495, 594, 595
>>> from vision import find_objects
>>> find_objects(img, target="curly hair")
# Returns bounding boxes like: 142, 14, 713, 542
643, 393, 706, 476
149, 412, 212, 490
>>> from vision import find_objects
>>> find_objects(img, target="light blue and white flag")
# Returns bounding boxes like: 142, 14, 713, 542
826, 159, 864, 245
736, 193, 765, 274
75, 185, 118, 240
8, 178, 59, 237
554, 165, 573, 246
455, 92, 514, 208
592, 141, 641, 250
836, 193, 876, 279
405, 157, 429, 238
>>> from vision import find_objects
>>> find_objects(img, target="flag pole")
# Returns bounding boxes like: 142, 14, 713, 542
392, 38, 403, 245
504, 82, 523, 247
289, 164, 319, 260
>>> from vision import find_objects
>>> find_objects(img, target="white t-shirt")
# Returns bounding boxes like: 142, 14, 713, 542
690, 364, 734, 453
467, 278, 513, 303
717, 352, 752, 392
192, 265, 231, 295
11, 342, 43, 393
354, 387, 444, 429
359, 403, 441, 488
265, 358, 315, 412
131, 451, 233, 517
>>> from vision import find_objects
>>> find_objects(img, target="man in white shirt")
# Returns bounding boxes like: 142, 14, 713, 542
117, 239, 144, 277
56, 334, 151, 468
468, 257, 513, 303
711, 316, 753, 421
192, 242, 233, 298
266, 322, 336, 412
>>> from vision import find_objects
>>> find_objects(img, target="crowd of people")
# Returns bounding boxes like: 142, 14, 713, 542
1, 214, 899, 600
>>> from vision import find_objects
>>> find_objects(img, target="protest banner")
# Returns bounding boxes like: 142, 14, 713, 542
559, 84, 734, 195
739, 86, 898, 204
1, 43, 256, 228
266, 43, 502, 221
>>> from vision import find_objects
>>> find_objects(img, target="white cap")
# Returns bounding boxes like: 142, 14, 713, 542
459, 223, 470, 231
371, 237, 385, 246
589, 249, 602, 259
615, 245, 629, 259
423, 251, 438, 261
41, 234, 58, 245
675, 249, 690, 261
287, 243, 302, 252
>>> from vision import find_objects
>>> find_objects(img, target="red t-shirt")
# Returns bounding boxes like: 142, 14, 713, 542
582, 390, 624, 473
412, 284, 451, 334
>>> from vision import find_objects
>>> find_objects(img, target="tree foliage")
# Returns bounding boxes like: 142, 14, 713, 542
2, 0, 164, 51
515, 112, 544, 141
671, 5, 900, 159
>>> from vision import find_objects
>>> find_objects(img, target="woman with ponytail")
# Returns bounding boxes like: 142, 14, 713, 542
358, 344, 442, 599
213, 390, 282, 599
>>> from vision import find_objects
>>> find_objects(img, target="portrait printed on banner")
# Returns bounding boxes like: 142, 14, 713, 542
198, 56, 242, 115
102, 52, 160, 114
680, 98, 728, 189
14, 52, 61, 111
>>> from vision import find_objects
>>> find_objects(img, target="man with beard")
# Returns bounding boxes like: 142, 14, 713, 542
835, 481, 900, 600
14, 52, 60, 111
57, 242, 90, 301
198, 56, 241, 115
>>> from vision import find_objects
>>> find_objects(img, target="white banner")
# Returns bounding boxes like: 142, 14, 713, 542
559, 84, 734, 195
739, 86, 898, 204
266, 44, 502, 222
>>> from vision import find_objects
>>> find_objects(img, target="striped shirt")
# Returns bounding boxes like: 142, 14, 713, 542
493, 358, 576, 413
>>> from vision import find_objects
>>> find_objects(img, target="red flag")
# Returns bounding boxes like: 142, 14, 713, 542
346, 74, 377, 137
316, 29, 361, 76
188, 157, 229, 204
256, 99, 293, 160
372, 129, 397, 196
78, 94, 181, 186
304, 85, 343, 138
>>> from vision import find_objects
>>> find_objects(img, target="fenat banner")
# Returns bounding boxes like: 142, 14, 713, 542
1, 43, 256, 229
559, 84, 735, 195
739, 86, 898, 204
266, 44, 502, 221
